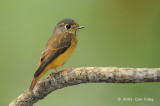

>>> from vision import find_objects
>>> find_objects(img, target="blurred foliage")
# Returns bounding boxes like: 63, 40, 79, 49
1, 0, 160, 106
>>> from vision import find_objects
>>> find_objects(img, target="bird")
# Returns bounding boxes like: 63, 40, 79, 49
29, 19, 84, 92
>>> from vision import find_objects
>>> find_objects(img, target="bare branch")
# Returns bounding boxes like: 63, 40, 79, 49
9, 67, 160, 106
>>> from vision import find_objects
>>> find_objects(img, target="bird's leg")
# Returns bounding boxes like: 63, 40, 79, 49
62, 65, 69, 71
55, 68, 59, 72
52, 68, 59, 74
62, 66, 71, 71
62, 66, 67, 71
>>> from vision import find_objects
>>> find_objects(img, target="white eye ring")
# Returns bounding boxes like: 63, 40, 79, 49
65, 25, 71, 29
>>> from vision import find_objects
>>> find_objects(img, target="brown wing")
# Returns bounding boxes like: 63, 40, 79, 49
34, 34, 72, 77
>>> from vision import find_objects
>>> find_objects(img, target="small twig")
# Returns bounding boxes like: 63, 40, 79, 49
9, 67, 160, 106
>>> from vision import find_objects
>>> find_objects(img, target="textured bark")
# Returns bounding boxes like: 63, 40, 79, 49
9, 67, 160, 106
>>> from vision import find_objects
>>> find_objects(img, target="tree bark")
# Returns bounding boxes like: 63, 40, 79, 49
9, 67, 160, 106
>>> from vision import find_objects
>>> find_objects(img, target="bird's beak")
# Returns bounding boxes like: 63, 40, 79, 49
77, 26, 84, 29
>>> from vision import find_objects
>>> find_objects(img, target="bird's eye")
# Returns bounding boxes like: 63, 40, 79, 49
65, 25, 71, 29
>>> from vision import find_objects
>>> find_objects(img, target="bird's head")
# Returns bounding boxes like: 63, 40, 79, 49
54, 19, 84, 35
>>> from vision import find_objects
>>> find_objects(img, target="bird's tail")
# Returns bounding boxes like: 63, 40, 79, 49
28, 76, 40, 93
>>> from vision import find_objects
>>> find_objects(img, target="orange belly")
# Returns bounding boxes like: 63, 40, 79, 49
44, 38, 77, 72
50, 40, 77, 68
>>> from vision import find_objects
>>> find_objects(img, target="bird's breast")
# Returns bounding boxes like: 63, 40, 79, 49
49, 36, 78, 68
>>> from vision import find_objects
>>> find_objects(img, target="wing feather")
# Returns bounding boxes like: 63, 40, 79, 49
34, 34, 72, 77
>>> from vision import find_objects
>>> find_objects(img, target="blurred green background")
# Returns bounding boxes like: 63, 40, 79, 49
1, 0, 160, 106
